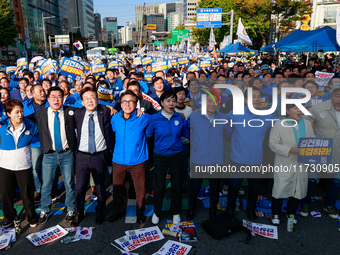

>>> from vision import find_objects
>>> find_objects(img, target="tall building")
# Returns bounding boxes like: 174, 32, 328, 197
183, 0, 198, 22
135, 3, 159, 31
147, 14, 165, 32
167, 12, 183, 32
94, 13, 102, 42
158, 2, 183, 31
118, 22, 135, 44
66, 0, 95, 39
103, 17, 118, 47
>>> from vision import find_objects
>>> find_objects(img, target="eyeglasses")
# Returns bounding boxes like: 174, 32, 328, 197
83, 97, 97, 102
49, 96, 63, 100
121, 100, 136, 105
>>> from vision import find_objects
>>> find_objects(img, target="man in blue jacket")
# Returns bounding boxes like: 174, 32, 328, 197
10, 78, 28, 102
109, 90, 150, 224
225, 87, 277, 220
23, 84, 49, 203
188, 93, 230, 219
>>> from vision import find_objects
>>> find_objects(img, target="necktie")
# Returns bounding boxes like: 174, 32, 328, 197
54, 111, 63, 152
88, 114, 96, 154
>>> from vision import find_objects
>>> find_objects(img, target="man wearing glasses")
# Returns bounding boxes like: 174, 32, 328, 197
108, 90, 150, 224
30, 87, 77, 224
71, 87, 113, 226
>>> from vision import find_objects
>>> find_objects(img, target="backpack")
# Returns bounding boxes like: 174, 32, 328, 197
202, 212, 251, 243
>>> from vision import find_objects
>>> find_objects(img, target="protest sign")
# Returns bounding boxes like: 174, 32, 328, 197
142, 57, 153, 66
200, 60, 212, 69
6, 66, 17, 73
59, 58, 84, 81
17, 57, 28, 69
133, 57, 142, 66
91, 64, 106, 77
0, 233, 12, 250
97, 85, 114, 102
298, 138, 332, 164
26, 225, 68, 246
151, 61, 168, 73
178, 57, 189, 67
115, 226, 164, 252
243, 220, 278, 239
41, 59, 57, 75
80, 60, 91, 74
108, 60, 119, 69
151, 240, 192, 255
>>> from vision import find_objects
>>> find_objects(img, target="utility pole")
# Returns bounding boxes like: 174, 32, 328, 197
42, 13, 55, 56
71, 24, 81, 53
49, 36, 52, 58
111, 32, 114, 48
221, 9, 234, 42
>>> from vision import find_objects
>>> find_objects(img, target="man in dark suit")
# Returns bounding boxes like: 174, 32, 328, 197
30, 87, 77, 224
71, 87, 113, 226
114, 80, 158, 114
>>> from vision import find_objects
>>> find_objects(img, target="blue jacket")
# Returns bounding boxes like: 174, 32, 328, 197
262, 83, 276, 97
146, 111, 190, 156
226, 106, 277, 165
148, 83, 171, 96
63, 94, 77, 106
23, 98, 49, 148
10, 89, 27, 102
0, 117, 38, 170
189, 111, 230, 165
70, 92, 81, 101
111, 109, 150, 165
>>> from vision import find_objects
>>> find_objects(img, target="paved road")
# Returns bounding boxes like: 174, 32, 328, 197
3, 179, 340, 255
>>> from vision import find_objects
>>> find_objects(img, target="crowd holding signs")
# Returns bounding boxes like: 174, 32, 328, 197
0, 47, 340, 254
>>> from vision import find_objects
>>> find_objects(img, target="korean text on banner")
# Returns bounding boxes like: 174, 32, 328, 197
59, 58, 84, 81
41, 59, 57, 75
91, 63, 106, 77
151, 61, 168, 73
26, 225, 68, 246
243, 220, 278, 239
17, 57, 28, 69
108, 60, 119, 69
151, 240, 192, 255
298, 138, 333, 164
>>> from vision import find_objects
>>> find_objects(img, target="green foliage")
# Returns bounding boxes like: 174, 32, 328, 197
74, 29, 82, 38
0, 0, 18, 47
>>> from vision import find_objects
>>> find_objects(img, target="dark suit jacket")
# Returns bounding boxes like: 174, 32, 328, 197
30, 106, 77, 154
74, 104, 114, 155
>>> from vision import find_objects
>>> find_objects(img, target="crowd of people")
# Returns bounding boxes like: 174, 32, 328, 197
0, 51, 339, 232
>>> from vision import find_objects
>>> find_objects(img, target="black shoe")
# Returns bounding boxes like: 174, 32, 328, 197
65, 211, 75, 222
209, 211, 217, 219
108, 211, 125, 223
137, 214, 146, 224
186, 210, 194, 220
34, 192, 41, 204
71, 213, 85, 227
247, 210, 257, 221
30, 217, 39, 228
38, 210, 52, 224
96, 212, 104, 224
2, 218, 15, 228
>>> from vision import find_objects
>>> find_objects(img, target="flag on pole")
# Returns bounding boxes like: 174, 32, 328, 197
209, 27, 216, 52
187, 39, 191, 53
73, 41, 83, 50
179, 38, 186, 51
212, 45, 217, 60
336, 10, 340, 47
236, 18, 252, 45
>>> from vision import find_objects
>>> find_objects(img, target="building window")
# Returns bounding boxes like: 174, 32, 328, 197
14, 0, 18, 7
324, 7, 337, 24
16, 12, 20, 21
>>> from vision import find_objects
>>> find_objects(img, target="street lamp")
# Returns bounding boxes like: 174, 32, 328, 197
42, 13, 55, 56
71, 24, 81, 52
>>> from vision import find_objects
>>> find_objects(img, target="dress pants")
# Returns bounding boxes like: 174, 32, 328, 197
0, 167, 38, 223
112, 162, 146, 216
153, 152, 183, 217
75, 151, 107, 214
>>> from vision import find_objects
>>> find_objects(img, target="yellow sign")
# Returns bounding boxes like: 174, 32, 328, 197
302, 15, 310, 23
145, 24, 156, 31
301, 24, 309, 31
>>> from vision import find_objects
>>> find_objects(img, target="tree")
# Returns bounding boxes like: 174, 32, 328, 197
0, 0, 18, 48
74, 29, 82, 39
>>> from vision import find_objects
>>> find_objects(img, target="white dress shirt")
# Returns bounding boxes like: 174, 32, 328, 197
79, 110, 107, 152
47, 107, 69, 150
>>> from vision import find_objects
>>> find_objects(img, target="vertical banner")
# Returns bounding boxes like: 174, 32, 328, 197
269, 18, 277, 45
337, 9, 340, 47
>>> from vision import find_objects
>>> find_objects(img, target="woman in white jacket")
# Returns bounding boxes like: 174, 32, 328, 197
269, 104, 315, 225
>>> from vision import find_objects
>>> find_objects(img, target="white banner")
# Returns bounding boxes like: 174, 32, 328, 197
0, 233, 12, 250
243, 220, 278, 239
151, 240, 192, 255
26, 225, 68, 246
337, 9, 340, 47
115, 226, 164, 252
315, 71, 334, 88
237, 18, 253, 45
